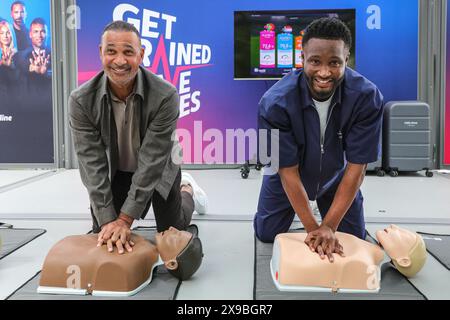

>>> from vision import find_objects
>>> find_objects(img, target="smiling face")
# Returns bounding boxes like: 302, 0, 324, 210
30, 22, 46, 49
99, 30, 144, 89
302, 38, 349, 101
155, 227, 192, 264
0, 24, 12, 48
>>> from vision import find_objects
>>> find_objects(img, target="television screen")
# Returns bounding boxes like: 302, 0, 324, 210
234, 9, 356, 80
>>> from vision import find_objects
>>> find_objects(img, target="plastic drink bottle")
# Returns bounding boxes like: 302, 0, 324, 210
295, 30, 305, 68
277, 25, 293, 68
260, 23, 276, 68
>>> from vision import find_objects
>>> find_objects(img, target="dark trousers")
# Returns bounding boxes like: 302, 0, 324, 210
90, 169, 194, 233
254, 173, 366, 242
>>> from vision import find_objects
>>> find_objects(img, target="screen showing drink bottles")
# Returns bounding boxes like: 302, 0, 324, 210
234, 9, 356, 79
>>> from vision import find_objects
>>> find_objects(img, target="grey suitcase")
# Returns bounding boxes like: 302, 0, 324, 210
382, 101, 433, 177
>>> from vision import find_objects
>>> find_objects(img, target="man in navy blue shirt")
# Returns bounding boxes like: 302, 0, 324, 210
255, 18, 384, 262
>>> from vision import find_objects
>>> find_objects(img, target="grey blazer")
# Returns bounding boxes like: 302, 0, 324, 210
69, 66, 181, 227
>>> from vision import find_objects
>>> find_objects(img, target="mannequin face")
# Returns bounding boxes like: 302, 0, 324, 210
376, 225, 417, 267
155, 227, 192, 270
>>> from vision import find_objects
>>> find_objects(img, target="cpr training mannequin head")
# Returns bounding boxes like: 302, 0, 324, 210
156, 224, 203, 281
376, 225, 426, 278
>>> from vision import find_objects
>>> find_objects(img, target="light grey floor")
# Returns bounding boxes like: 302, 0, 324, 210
0, 170, 89, 219
362, 172, 450, 224
0, 170, 54, 190
1, 169, 450, 223
0, 168, 449, 299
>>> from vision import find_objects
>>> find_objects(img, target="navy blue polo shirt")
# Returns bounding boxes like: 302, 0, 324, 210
258, 67, 384, 200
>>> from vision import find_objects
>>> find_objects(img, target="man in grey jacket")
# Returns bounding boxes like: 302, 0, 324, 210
69, 21, 208, 255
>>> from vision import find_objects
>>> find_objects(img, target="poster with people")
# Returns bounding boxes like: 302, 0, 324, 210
0, 0, 53, 164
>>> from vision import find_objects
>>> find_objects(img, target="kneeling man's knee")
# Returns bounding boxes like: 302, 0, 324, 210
253, 218, 277, 243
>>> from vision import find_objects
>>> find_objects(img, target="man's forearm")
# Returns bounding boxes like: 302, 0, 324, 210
322, 163, 367, 231
279, 166, 319, 232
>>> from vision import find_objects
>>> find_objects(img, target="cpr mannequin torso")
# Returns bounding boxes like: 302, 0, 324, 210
39, 227, 195, 296
271, 226, 427, 292
272, 232, 384, 292
39, 234, 160, 295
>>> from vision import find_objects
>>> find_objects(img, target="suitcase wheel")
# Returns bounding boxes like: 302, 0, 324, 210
376, 169, 385, 177
389, 170, 399, 177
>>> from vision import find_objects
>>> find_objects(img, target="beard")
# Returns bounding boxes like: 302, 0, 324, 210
106, 66, 136, 86
304, 73, 344, 101
14, 19, 24, 26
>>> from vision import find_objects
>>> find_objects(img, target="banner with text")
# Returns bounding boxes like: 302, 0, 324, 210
76, 0, 418, 164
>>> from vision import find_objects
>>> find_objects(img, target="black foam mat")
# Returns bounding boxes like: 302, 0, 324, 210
7, 227, 181, 300
417, 232, 450, 270
254, 231, 426, 300
0, 226, 46, 260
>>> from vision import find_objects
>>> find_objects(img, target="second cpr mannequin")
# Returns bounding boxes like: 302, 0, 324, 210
271, 225, 426, 293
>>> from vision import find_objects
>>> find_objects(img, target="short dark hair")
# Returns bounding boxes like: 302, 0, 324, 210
11, 1, 26, 11
102, 20, 141, 40
30, 17, 46, 28
302, 17, 352, 50
167, 225, 204, 281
